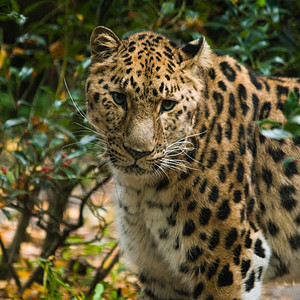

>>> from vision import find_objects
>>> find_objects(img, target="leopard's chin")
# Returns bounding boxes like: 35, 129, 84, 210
112, 162, 164, 185
116, 162, 160, 175
123, 163, 148, 175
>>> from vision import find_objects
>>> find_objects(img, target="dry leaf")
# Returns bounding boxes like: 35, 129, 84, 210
12, 47, 25, 55
49, 40, 65, 58
30, 116, 41, 126
75, 54, 85, 61
59, 90, 67, 100
36, 122, 48, 132
0, 46, 8, 69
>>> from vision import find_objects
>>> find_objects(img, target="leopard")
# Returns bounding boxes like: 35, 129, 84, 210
85, 26, 300, 300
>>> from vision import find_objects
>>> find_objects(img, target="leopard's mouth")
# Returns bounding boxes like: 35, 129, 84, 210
108, 149, 163, 176
124, 162, 147, 175
123, 162, 162, 175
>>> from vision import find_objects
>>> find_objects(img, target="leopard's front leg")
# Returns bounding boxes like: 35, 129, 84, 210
138, 223, 271, 300
174, 230, 270, 300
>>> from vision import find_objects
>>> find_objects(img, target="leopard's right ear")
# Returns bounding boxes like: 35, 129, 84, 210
90, 26, 123, 63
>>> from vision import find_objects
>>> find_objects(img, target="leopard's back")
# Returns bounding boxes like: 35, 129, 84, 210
200, 58, 300, 283
86, 26, 300, 299
253, 77, 300, 282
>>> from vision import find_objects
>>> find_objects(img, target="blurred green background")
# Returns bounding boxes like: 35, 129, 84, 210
0, 0, 300, 299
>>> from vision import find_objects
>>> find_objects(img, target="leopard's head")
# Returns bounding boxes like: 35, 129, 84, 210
86, 26, 212, 182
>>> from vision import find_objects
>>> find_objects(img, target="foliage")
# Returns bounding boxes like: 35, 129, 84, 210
38, 256, 79, 299
0, 0, 117, 298
0, 0, 300, 299
257, 91, 300, 166
37, 256, 121, 300
257, 91, 300, 140
204, 0, 300, 75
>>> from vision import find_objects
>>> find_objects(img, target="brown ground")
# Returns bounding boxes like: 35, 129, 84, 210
263, 283, 300, 300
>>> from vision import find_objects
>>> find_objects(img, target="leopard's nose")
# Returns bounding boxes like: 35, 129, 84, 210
124, 145, 152, 160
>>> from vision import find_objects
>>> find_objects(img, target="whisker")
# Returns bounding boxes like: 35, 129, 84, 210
161, 165, 185, 172
186, 131, 207, 139
162, 159, 199, 171
74, 121, 105, 137
155, 164, 169, 180
166, 140, 194, 150
162, 130, 209, 171
160, 162, 183, 171
162, 158, 191, 165
64, 78, 106, 138
64, 78, 87, 120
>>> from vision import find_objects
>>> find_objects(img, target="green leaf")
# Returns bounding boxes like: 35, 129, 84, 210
256, 0, 266, 7
79, 134, 97, 146
4, 117, 27, 129
185, 9, 199, 20
249, 40, 269, 52
93, 283, 105, 300
272, 56, 285, 64
61, 168, 77, 179
1, 209, 12, 220
283, 156, 299, 169
240, 16, 256, 29
53, 99, 63, 109
19, 66, 33, 81
13, 150, 28, 166
5, 10, 27, 25
0, 174, 8, 184
76, 58, 91, 72
40, 86, 56, 100
22, 0, 49, 15
0, 92, 13, 109
283, 91, 299, 118
32, 133, 48, 149
284, 115, 300, 135
16, 33, 46, 47
9, 190, 28, 199
256, 119, 281, 128
288, 115, 300, 125
67, 150, 86, 159
6, 171, 15, 184
66, 236, 84, 244
10, 0, 20, 12
161, 2, 175, 15
81, 58, 91, 69
0, 0, 11, 7
261, 128, 292, 140
257, 23, 269, 33
49, 138, 64, 149
53, 124, 76, 141
69, 163, 81, 174
16, 99, 31, 107
240, 30, 249, 39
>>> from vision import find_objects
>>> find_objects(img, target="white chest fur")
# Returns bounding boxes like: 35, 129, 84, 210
114, 183, 172, 245
113, 181, 182, 283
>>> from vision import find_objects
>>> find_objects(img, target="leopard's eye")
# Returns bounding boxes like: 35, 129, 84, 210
161, 100, 177, 112
112, 92, 127, 108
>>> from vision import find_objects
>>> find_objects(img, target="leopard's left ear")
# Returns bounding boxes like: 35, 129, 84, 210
90, 26, 124, 63
180, 37, 211, 69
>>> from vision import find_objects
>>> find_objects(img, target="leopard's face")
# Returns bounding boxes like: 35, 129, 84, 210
86, 27, 210, 179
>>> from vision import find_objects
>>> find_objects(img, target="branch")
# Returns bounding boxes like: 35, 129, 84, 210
21, 175, 111, 293
0, 234, 22, 291
85, 243, 120, 298
35, 175, 110, 235
81, 175, 111, 204
20, 230, 66, 293
21, 177, 110, 293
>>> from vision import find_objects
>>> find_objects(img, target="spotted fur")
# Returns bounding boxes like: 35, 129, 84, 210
86, 26, 300, 299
